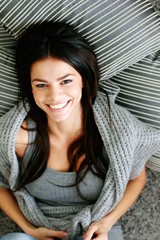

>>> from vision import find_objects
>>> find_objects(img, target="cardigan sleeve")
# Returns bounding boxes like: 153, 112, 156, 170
0, 102, 28, 191
109, 100, 160, 180
129, 115, 160, 179
0, 149, 10, 189
0, 173, 10, 189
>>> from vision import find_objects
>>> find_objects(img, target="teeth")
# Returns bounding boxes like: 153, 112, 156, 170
49, 102, 67, 109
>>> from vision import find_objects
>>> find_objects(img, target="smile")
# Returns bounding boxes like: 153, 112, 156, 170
49, 101, 68, 110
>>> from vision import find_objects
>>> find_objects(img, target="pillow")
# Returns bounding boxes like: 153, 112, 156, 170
1, 0, 160, 80
150, 0, 160, 15
110, 51, 160, 171
0, 23, 16, 48
0, 23, 19, 115
0, 47, 21, 116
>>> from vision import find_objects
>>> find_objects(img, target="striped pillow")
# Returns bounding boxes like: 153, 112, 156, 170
1, 0, 160, 80
0, 24, 16, 48
111, 51, 160, 171
0, 23, 20, 115
0, 47, 21, 116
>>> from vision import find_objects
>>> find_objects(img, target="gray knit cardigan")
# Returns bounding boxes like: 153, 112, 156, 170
0, 92, 160, 239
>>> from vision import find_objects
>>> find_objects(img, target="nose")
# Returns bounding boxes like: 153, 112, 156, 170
48, 84, 62, 100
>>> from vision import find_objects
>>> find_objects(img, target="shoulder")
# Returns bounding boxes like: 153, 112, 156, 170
0, 101, 29, 154
15, 120, 29, 158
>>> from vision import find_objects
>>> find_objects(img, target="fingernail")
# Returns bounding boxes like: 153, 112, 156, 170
63, 232, 68, 236
84, 237, 90, 240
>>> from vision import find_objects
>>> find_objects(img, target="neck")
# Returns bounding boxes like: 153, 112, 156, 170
47, 110, 83, 141
48, 120, 83, 139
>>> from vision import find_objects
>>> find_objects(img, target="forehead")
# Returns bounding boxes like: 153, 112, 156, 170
30, 57, 82, 83
30, 57, 79, 76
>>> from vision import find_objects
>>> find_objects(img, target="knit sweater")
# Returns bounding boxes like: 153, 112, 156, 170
0, 91, 160, 239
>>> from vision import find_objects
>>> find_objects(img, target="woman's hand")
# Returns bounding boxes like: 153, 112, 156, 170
29, 226, 68, 240
83, 221, 108, 240
83, 168, 146, 240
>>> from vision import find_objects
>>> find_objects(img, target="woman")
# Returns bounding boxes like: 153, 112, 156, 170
0, 21, 160, 240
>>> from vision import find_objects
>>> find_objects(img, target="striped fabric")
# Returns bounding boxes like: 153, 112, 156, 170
0, 48, 21, 116
111, 51, 160, 171
1, 0, 160, 79
0, 23, 16, 48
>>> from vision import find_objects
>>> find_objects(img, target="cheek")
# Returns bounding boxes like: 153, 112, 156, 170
31, 88, 34, 95
69, 87, 82, 101
76, 85, 83, 98
31, 89, 41, 103
31, 88, 37, 99
32, 91, 47, 106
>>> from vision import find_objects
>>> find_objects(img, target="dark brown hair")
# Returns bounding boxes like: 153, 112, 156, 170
15, 21, 109, 199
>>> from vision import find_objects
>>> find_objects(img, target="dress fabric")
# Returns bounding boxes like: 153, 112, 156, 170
23, 123, 104, 205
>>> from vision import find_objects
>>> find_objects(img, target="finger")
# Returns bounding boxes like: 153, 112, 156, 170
83, 225, 97, 240
91, 234, 108, 240
47, 229, 68, 238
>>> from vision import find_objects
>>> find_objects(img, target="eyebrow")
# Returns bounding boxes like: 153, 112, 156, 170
32, 74, 75, 82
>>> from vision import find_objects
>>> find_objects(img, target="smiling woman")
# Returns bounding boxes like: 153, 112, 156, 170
0, 21, 160, 240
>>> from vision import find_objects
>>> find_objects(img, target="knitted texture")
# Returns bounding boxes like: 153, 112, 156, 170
0, 92, 160, 239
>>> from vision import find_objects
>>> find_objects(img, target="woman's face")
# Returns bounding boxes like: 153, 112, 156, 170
30, 57, 83, 123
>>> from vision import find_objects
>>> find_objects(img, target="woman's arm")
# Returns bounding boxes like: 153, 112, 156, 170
83, 168, 146, 240
0, 188, 35, 232
0, 188, 68, 240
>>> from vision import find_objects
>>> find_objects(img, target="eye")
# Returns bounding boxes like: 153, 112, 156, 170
61, 79, 72, 85
36, 83, 47, 88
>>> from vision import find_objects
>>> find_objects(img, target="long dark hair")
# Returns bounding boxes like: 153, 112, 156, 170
15, 21, 109, 196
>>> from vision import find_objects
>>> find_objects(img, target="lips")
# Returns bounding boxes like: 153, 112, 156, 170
48, 101, 69, 110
